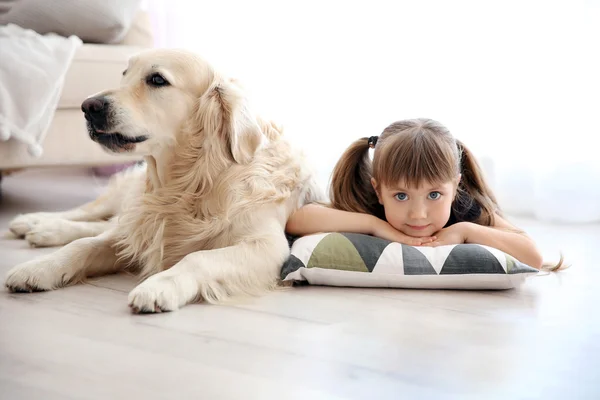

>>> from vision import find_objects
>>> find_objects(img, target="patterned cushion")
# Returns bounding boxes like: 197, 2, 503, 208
281, 232, 539, 290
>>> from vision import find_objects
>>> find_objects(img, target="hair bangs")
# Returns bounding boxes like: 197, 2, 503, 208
374, 128, 458, 188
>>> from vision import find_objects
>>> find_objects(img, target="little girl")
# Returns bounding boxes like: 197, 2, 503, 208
287, 118, 558, 270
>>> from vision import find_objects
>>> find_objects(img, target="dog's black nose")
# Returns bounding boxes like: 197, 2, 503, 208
81, 97, 107, 118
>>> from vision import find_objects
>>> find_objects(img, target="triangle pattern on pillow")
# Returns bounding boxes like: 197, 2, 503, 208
481, 245, 508, 272
412, 245, 456, 274
307, 233, 369, 272
372, 242, 405, 274
506, 255, 538, 274
280, 254, 305, 279
341, 233, 391, 272
440, 244, 506, 274
290, 232, 330, 266
401, 246, 437, 275
506, 254, 517, 273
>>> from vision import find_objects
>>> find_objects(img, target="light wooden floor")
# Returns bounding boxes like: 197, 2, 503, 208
1, 168, 599, 400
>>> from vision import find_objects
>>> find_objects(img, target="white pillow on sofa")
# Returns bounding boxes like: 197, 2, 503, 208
0, 0, 142, 43
281, 232, 539, 290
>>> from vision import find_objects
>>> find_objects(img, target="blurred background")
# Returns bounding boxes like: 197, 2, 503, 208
1, 0, 598, 224
144, 0, 600, 224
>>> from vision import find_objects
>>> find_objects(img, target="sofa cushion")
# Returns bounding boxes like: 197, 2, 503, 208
0, 0, 17, 15
58, 44, 146, 110
0, 0, 142, 44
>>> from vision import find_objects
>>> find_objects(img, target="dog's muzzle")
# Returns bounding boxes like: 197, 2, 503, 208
82, 96, 148, 152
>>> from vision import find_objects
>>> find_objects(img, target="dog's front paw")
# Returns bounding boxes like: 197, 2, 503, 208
25, 219, 76, 248
128, 275, 183, 313
9, 213, 56, 238
5, 257, 64, 292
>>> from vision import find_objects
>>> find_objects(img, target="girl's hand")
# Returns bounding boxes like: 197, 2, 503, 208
425, 222, 472, 247
371, 218, 436, 246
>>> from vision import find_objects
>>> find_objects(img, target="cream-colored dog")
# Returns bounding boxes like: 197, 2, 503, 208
5, 49, 323, 313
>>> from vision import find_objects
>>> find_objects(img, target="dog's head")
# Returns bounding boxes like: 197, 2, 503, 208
81, 49, 263, 163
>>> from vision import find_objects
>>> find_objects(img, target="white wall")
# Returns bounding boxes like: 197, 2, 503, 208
144, 0, 600, 222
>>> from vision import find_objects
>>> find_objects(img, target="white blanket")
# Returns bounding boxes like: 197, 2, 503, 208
0, 24, 82, 157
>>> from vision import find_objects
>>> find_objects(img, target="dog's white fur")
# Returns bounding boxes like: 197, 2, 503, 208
5, 49, 323, 312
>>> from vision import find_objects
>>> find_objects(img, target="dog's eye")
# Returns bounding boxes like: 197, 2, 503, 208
147, 73, 169, 87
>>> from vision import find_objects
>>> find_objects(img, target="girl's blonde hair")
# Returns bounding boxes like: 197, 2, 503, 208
330, 118, 500, 226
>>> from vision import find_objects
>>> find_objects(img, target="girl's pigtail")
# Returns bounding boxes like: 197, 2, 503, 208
330, 137, 385, 219
456, 140, 500, 225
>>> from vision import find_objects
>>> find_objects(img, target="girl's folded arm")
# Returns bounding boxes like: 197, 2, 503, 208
465, 215, 544, 269
285, 204, 433, 246
285, 204, 375, 236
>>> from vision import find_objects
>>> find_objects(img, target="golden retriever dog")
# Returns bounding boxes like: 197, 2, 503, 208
5, 48, 323, 313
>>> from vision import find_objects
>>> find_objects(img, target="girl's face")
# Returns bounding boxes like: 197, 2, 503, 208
373, 177, 460, 237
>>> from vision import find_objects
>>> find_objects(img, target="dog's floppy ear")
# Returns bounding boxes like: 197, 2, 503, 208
197, 79, 263, 164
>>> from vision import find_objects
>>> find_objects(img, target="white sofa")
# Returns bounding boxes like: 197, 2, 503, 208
0, 9, 153, 173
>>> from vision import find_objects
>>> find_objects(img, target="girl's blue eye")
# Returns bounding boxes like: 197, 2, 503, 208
428, 191, 442, 200
395, 193, 408, 201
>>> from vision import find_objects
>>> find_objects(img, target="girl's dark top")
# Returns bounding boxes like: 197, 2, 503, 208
445, 192, 482, 227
